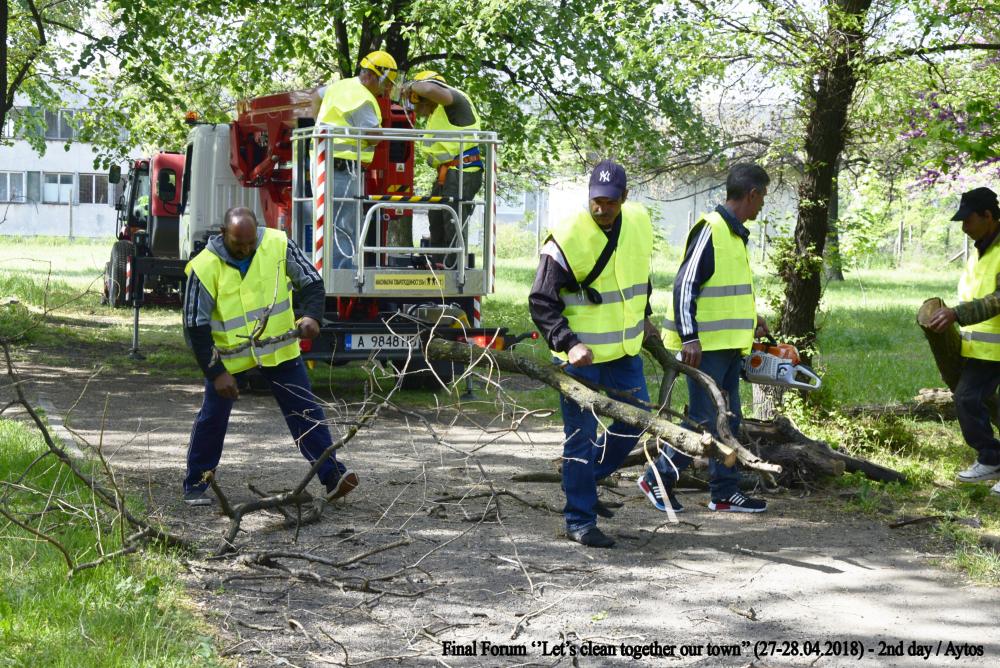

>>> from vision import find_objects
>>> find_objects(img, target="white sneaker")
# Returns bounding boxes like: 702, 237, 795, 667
956, 461, 1000, 483
992, 481, 1000, 496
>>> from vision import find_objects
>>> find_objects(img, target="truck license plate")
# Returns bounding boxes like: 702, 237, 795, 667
345, 333, 419, 351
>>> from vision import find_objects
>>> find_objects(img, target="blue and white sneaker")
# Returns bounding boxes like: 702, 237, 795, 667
637, 476, 684, 513
708, 492, 767, 513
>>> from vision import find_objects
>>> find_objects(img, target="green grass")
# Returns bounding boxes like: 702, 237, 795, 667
0, 419, 225, 667
3, 237, 998, 581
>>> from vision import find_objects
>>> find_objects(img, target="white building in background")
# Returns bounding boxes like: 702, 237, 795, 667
0, 100, 130, 238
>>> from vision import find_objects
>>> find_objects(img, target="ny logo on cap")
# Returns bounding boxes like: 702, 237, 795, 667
599, 170, 611, 183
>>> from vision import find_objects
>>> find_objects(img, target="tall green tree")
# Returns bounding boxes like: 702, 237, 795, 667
88, 0, 712, 176
659, 0, 1000, 346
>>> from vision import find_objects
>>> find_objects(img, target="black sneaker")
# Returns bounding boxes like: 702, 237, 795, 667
637, 477, 684, 513
708, 492, 767, 513
325, 468, 359, 501
567, 526, 615, 548
183, 488, 214, 506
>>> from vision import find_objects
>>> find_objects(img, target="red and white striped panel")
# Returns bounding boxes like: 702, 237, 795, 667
490, 158, 497, 293
312, 136, 328, 271
125, 257, 132, 303
472, 296, 481, 328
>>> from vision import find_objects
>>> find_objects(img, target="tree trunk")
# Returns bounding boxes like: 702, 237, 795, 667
916, 297, 1000, 430
779, 0, 873, 346
824, 164, 845, 281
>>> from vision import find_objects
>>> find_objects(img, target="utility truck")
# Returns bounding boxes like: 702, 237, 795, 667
111, 88, 517, 384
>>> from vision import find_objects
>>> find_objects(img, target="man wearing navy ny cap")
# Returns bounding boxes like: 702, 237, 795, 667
529, 160, 660, 548
928, 187, 1000, 496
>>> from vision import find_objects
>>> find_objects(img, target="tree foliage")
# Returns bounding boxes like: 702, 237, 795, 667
81, 0, 715, 178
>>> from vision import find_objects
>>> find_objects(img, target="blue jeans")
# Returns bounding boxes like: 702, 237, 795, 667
184, 357, 342, 492
330, 165, 361, 268
649, 348, 742, 500
560, 354, 649, 532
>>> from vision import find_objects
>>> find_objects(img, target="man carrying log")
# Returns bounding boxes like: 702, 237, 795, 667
528, 160, 660, 548
642, 164, 771, 514
927, 187, 1000, 495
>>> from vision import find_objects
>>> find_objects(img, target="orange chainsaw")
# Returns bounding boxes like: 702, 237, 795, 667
742, 337, 822, 391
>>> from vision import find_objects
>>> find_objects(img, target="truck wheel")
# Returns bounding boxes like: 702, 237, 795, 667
108, 240, 135, 307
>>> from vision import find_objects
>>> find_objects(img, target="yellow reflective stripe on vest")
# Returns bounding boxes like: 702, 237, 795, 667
961, 331, 1000, 344
560, 282, 648, 307
573, 319, 645, 346
699, 284, 752, 297
959, 238, 1000, 361
218, 337, 296, 362
662, 317, 755, 333
210, 298, 292, 333
549, 202, 653, 364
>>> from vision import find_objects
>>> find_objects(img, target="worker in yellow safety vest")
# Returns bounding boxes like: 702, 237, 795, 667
640, 164, 772, 515
528, 160, 660, 548
181, 207, 357, 506
400, 70, 483, 268
928, 187, 1000, 497
311, 50, 398, 268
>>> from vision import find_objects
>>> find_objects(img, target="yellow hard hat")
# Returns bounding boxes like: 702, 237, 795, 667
408, 71, 447, 103
360, 50, 398, 84
412, 70, 446, 83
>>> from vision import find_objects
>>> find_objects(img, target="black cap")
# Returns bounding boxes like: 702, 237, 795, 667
589, 159, 627, 200
951, 187, 999, 221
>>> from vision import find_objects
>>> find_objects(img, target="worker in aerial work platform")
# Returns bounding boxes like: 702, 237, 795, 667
311, 50, 398, 268
927, 187, 1000, 496
529, 160, 660, 549
400, 70, 483, 269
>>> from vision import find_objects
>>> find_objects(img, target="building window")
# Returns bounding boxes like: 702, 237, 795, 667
78, 173, 110, 205
43, 173, 74, 204
42, 109, 76, 140
0, 172, 25, 203
26, 172, 41, 203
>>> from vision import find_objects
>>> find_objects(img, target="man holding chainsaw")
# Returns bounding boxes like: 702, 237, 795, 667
400, 70, 483, 269
181, 207, 357, 506
641, 164, 771, 514
928, 187, 1000, 495
529, 160, 660, 548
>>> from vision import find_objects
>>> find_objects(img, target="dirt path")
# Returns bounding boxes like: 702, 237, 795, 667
18, 355, 1000, 668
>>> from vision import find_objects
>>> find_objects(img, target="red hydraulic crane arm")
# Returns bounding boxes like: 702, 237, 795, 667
229, 88, 319, 231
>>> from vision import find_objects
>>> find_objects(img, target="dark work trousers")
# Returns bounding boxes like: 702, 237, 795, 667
560, 354, 649, 532
650, 348, 742, 499
954, 357, 1000, 466
429, 168, 484, 268
184, 357, 341, 492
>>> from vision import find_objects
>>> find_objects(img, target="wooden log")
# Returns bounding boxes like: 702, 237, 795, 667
426, 338, 782, 474
916, 297, 1000, 430
842, 388, 956, 421
743, 416, 906, 484
916, 298, 963, 390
